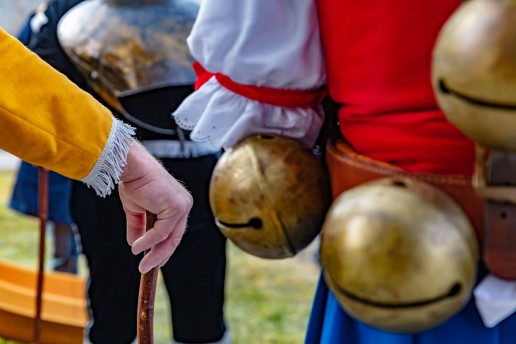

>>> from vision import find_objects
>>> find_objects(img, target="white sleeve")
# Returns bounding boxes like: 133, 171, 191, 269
173, 0, 326, 149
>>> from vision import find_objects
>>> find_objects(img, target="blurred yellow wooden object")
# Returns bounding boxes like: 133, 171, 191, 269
0, 259, 87, 343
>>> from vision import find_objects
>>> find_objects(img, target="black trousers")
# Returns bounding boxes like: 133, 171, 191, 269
72, 154, 227, 344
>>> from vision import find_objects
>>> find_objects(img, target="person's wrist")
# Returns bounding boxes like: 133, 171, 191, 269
120, 141, 149, 184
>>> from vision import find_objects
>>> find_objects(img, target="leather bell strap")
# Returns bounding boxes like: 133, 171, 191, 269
325, 140, 484, 242
192, 61, 328, 109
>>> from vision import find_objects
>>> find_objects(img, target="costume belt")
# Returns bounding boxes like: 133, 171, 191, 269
327, 140, 516, 280
325, 139, 484, 243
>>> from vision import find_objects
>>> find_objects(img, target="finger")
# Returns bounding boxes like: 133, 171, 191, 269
124, 207, 146, 246
120, 189, 147, 246
137, 215, 187, 273
131, 211, 187, 255
126, 211, 147, 245
138, 243, 171, 274
138, 257, 170, 271
158, 256, 170, 269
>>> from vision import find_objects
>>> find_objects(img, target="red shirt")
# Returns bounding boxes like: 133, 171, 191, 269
317, 0, 474, 176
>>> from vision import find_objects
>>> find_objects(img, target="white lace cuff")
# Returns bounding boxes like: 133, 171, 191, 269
81, 118, 135, 197
173, 0, 326, 149
173, 77, 325, 149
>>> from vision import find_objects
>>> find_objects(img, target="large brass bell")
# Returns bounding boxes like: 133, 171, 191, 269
432, 0, 516, 152
210, 135, 331, 259
321, 178, 478, 333
58, 0, 198, 133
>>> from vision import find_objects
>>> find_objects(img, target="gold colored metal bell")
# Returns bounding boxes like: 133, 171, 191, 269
210, 135, 331, 259
432, 0, 516, 152
58, 0, 198, 113
321, 178, 478, 333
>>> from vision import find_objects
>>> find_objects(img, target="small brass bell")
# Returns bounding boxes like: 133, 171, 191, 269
210, 135, 331, 259
321, 178, 478, 333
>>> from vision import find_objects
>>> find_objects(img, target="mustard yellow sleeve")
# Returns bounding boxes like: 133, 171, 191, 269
0, 28, 134, 196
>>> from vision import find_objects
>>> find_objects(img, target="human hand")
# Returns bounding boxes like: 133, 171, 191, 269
118, 142, 193, 273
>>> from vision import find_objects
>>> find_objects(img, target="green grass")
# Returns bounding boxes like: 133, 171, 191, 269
0, 170, 320, 344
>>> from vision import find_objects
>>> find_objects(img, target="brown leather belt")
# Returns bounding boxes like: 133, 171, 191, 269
325, 139, 484, 242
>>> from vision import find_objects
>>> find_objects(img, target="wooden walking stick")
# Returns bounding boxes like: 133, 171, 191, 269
33, 167, 49, 344
137, 211, 159, 344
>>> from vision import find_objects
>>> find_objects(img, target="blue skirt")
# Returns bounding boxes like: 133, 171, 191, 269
306, 273, 516, 344
10, 161, 73, 225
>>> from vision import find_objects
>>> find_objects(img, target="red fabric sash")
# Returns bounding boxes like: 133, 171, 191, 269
316, 0, 474, 176
192, 61, 328, 109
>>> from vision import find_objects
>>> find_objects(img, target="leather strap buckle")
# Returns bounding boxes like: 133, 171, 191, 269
475, 144, 516, 280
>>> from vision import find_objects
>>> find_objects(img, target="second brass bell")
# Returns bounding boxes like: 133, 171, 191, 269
321, 178, 478, 333
209, 135, 331, 259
